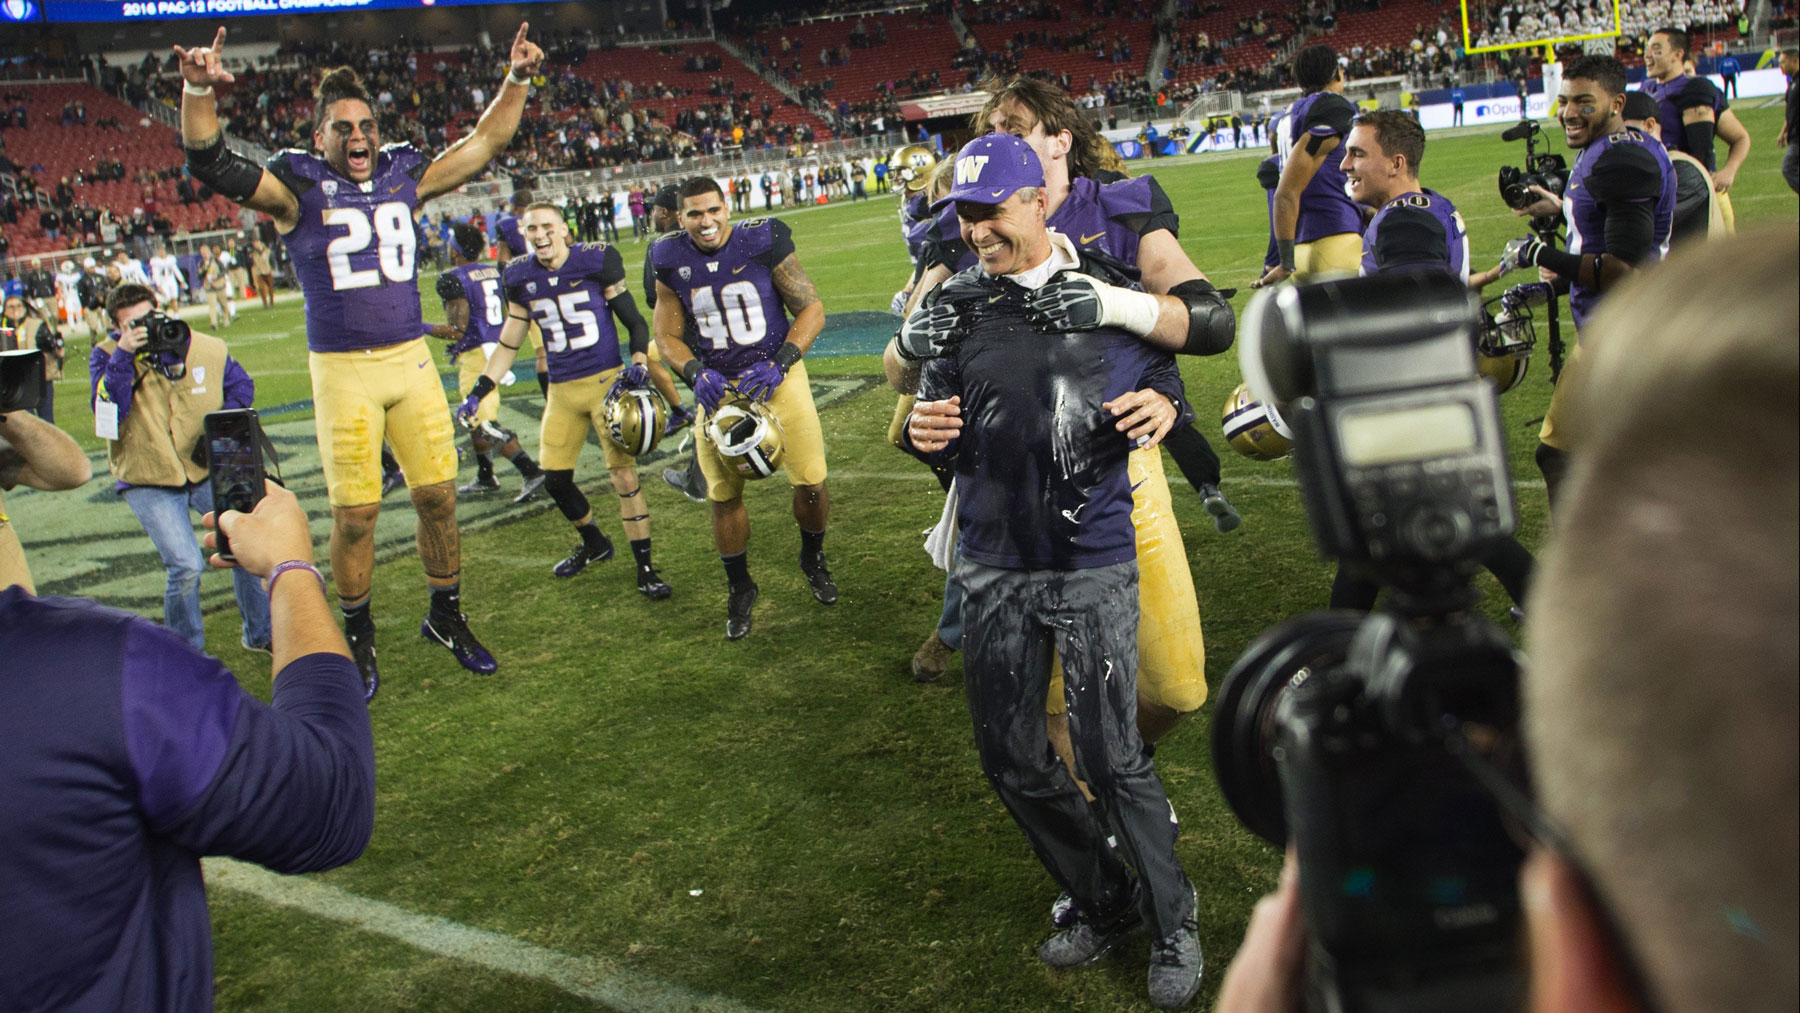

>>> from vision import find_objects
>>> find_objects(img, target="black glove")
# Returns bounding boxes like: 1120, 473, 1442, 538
895, 301, 969, 362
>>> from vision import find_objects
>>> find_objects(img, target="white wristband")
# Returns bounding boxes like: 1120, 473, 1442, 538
506, 69, 530, 87
1099, 284, 1164, 338
183, 81, 215, 97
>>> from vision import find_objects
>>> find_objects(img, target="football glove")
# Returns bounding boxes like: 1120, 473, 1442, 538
737, 360, 785, 402
1023, 272, 1161, 336
1500, 237, 1547, 276
692, 367, 728, 412
894, 301, 968, 362
455, 391, 484, 427
890, 288, 912, 316
619, 363, 649, 388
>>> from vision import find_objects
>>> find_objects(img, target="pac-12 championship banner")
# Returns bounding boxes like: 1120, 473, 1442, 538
33, 0, 536, 22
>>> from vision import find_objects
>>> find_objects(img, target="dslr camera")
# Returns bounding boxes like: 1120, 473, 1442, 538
1496, 119, 1569, 212
135, 310, 192, 359
0, 348, 44, 415
1215, 272, 1529, 1012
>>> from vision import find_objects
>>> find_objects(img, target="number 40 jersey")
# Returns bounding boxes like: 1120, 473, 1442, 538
651, 217, 795, 380
268, 143, 431, 353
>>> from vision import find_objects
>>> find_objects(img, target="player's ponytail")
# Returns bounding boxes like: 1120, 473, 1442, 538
314, 67, 373, 127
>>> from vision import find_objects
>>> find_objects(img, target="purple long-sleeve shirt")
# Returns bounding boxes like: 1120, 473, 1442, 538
0, 587, 374, 1012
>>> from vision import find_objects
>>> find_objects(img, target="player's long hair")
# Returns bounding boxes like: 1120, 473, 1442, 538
973, 76, 1111, 183
314, 66, 374, 128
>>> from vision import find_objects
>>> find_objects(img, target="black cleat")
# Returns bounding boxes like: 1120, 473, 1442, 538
1199, 483, 1242, 533
345, 621, 380, 701
513, 473, 547, 504
725, 581, 759, 640
553, 535, 615, 578
637, 566, 673, 600
420, 609, 497, 675
802, 555, 839, 605
380, 469, 405, 498
458, 476, 501, 495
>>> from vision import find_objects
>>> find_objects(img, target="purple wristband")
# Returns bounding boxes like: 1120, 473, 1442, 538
264, 559, 325, 596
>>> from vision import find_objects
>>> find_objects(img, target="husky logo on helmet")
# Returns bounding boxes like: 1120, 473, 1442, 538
889, 143, 938, 197
602, 381, 669, 458
1222, 382, 1293, 461
1475, 283, 1542, 395
707, 396, 785, 478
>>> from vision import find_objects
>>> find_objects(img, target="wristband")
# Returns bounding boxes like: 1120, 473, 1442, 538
470, 373, 497, 400
507, 69, 531, 87
183, 82, 215, 97
1276, 239, 1296, 273
681, 359, 702, 386
774, 341, 803, 371
265, 559, 325, 596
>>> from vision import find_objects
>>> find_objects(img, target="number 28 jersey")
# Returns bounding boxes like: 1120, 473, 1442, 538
268, 143, 429, 353
650, 217, 794, 379
502, 243, 627, 384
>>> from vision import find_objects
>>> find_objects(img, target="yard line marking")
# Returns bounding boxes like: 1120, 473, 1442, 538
833, 471, 1547, 489
203, 858, 767, 1013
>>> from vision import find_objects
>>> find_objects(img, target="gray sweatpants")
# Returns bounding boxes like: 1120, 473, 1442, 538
957, 557, 1195, 939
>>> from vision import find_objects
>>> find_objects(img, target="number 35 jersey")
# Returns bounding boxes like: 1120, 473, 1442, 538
267, 143, 430, 353
651, 217, 794, 379
502, 243, 627, 384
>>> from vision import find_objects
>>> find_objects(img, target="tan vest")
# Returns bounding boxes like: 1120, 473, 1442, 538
0, 315, 62, 381
0, 486, 31, 594
1667, 149, 1728, 239
97, 332, 231, 488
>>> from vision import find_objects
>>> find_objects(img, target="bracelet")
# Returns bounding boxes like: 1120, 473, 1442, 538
183, 82, 215, 97
507, 69, 531, 87
265, 559, 325, 596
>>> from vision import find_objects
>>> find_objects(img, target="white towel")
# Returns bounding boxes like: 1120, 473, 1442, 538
923, 477, 958, 572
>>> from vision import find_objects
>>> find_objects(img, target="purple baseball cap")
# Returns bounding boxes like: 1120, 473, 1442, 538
931, 133, 1046, 212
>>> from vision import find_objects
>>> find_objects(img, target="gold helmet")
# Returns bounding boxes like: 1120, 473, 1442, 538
706, 395, 785, 479
1475, 284, 1543, 395
602, 380, 669, 457
890, 143, 938, 197
1222, 382, 1293, 461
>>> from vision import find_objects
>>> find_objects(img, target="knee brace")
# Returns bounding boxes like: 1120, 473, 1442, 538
542, 469, 590, 522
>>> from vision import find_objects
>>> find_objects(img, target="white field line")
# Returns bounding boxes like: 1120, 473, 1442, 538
203, 858, 767, 1013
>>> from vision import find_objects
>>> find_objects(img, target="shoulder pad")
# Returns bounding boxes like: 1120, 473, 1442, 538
501, 254, 535, 280
1676, 76, 1722, 109
435, 271, 465, 302
1588, 141, 1667, 202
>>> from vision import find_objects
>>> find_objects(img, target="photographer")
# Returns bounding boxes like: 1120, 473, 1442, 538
1216, 229, 1797, 1013
0, 401, 91, 592
0, 478, 377, 1012
90, 282, 270, 653
0, 293, 63, 422
1498, 55, 1674, 511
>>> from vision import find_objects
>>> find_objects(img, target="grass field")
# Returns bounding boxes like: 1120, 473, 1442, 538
26, 105, 1797, 1011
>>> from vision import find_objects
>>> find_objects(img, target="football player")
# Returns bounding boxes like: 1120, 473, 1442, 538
651, 177, 834, 640
148, 244, 183, 311
642, 184, 708, 505
173, 23, 546, 693
432, 222, 547, 503
1620, 91, 1727, 246
459, 203, 671, 600
1642, 26, 1751, 223
492, 189, 531, 258
1252, 44, 1365, 288
1501, 55, 1676, 512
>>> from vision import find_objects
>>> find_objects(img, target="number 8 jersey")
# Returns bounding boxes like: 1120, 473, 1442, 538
651, 217, 794, 379
268, 143, 430, 353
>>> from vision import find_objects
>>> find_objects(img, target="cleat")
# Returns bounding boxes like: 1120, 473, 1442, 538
380, 469, 405, 497
662, 465, 707, 504
345, 621, 380, 701
1050, 890, 1078, 929
663, 404, 695, 436
725, 581, 759, 640
420, 610, 497, 675
1509, 606, 1527, 624
637, 567, 673, 600
1199, 484, 1242, 533
458, 476, 501, 495
1038, 887, 1144, 968
911, 629, 954, 683
802, 555, 839, 605
513, 472, 547, 504
554, 535, 615, 578
1146, 889, 1203, 1009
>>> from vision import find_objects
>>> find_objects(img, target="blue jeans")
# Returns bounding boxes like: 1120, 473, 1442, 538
123, 483, 271, 652
936, 536, 965, 650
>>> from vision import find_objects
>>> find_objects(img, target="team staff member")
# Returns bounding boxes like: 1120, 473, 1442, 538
1, 294, 62, 422
0, 400, 91, 592
91, 283, 272, 654
0, 479, 375, 1013
652, 177, 835, 640
901, 135, 1202, 1010
462, 203, 670, 599
1502, 56, 1675, 512
1642, 26, 1751, 226
433, 223, 546, 502
174, 24, 545, 689
1253, 44, 1365, 288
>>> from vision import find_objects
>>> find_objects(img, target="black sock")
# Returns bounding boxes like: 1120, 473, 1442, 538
800, 528, 826, 568
630, 537, 654, 570
511, 450, 540, 478
341, 599, 373, 635
476, 452, 495, 483
429, 583, 461, 619
578, 522, 610, 554
721, 550, 752, 589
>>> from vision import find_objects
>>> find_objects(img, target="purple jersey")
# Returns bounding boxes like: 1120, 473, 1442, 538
1565, 127, 1676, 329
1359, 189, 1468, 281
902, 192, 933, 264
266, 144, 430, 353
1639, 74, 1728, 171
1281, 91, 1365, 242
651, 217, 795, 379
502, 243, 627, 383
435, 262, 506, 357
494, 213, 527, 257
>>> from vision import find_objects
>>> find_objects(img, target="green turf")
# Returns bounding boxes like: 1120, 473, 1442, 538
37, 106, 1797, 1011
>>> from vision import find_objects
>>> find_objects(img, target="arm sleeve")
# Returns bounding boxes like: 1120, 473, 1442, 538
641, 246, 658, 309
434, 272, 464, 306
596, 244, 627, 288
1132, 176, 1181, 238
609, 290, 650, 357
1601, 201, 1657, 268
221, 357, 254, 411
1371, 206, 1450, 271
1681, 120, 1717, 171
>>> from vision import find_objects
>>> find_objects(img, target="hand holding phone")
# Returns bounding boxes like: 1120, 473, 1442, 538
203, 409, 267, 563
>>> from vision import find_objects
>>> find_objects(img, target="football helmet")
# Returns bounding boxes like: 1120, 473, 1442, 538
707, 395, 785, 479
1222, 382, 1293, 461
602, 380, 669, 458
890, 143, 938, 197
1475, 283, 1544, 394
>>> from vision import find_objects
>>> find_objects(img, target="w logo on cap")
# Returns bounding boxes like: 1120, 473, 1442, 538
954, 155, 990, 185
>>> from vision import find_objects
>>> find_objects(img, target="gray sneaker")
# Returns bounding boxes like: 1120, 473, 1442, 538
1037, 889, 1143, 968
1146, 894, 1203, 1009
1199, 483, 1242, 533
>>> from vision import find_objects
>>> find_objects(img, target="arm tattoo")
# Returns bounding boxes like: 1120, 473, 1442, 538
770, 254, 822, 316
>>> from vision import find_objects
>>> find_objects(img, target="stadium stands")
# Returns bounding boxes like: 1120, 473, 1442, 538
743, 13, 965, 103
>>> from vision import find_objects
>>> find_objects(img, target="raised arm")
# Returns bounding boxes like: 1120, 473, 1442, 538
417, 24, 545, 203
174, 27, 300, 230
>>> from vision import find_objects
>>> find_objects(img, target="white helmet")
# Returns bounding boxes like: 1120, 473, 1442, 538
706, 396, 785, 479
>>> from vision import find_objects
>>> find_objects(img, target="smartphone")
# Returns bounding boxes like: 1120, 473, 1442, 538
203, 408, 266, 563
0, 348, 43, 415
